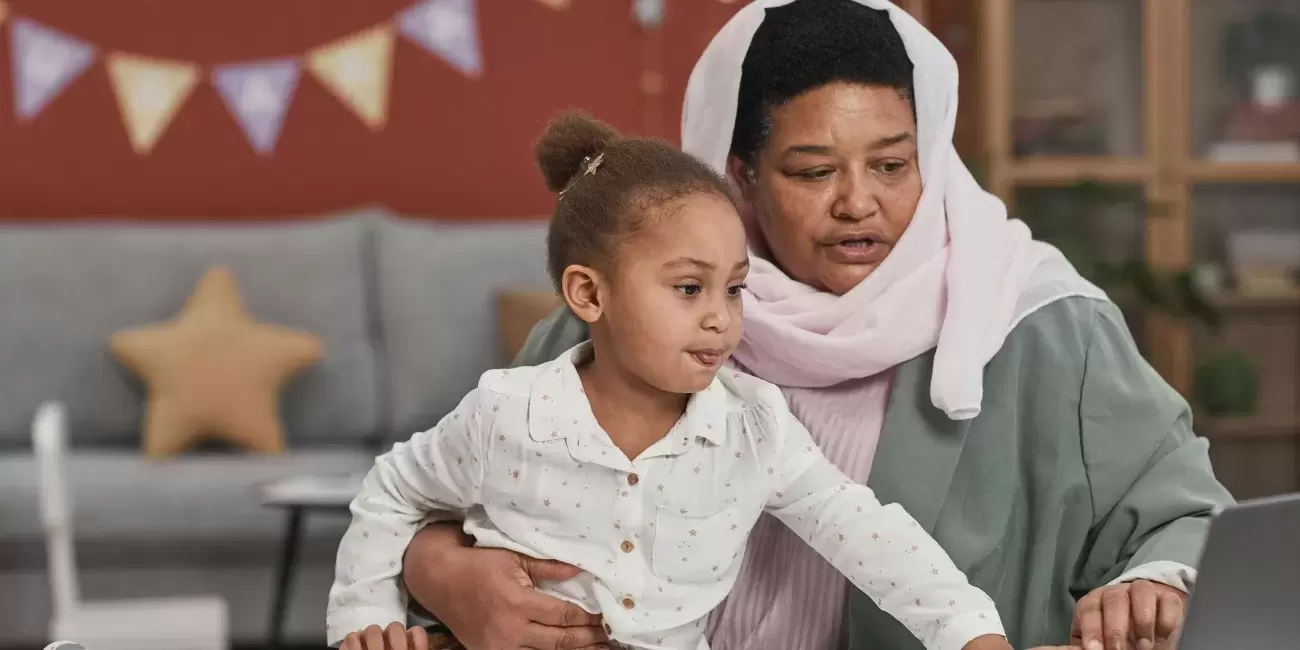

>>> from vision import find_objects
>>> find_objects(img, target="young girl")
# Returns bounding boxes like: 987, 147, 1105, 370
327, 112, 1013, 650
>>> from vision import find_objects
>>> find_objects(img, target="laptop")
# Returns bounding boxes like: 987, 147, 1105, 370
1176, 492, 1300, 650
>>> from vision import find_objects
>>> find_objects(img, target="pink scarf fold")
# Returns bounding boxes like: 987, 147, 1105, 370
681, 0, 1106, 420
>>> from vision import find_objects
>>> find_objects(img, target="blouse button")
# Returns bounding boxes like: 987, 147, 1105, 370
627, 473, 640, 486
621, 597, 636, 609
620, 540, 634, 553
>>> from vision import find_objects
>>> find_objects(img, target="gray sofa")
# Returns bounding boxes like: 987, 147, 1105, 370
0, 208, 552, 646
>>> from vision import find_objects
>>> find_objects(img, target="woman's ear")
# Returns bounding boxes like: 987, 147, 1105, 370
726, 155, 754, 200
560, 264, 604, 324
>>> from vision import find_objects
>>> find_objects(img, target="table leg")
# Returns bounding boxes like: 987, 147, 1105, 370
269, 506, 304, 648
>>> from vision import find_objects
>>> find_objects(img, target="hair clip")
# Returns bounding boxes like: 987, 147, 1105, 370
559, 152, 605, 197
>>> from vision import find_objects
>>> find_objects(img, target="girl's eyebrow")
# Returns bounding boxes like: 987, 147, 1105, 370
663, 258, 750, 271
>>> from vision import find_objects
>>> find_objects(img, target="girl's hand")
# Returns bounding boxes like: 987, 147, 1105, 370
340, 623, 433, 650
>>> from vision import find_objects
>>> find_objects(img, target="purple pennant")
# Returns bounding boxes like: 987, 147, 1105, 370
211, 58, 301, 155
398, 0, 483, 77
10, 18, 96, 121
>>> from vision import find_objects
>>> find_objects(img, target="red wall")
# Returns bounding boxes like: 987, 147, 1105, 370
0, 0, 743, 220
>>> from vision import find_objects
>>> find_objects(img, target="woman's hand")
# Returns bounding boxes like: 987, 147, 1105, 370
402, 522, 610, 649
1071, 580, 1187, 650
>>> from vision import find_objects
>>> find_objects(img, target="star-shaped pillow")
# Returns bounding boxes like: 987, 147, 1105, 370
110, 266, 323, 458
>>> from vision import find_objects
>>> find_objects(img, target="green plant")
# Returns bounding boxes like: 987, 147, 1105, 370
1015, 180, 1259, 416
1016, 180, 1222, 330
1221, 10, 1300, 95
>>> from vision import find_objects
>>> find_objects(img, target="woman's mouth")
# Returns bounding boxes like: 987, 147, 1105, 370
825, 238, 889, 265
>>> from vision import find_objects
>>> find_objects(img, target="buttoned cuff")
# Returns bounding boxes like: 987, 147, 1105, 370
327, 607, 408, 647
929, 609, 1006, 650
1107, 560, 1197, 594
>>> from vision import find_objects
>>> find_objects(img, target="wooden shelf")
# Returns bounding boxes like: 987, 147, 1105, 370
1209, 290, 1300, 309
1184, 161, 1300, 183
1199, 415, 1300, 439
1007, 158, 1154, 185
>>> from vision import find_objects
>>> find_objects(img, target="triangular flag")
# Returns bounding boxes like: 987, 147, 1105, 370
306, 25, 395, 131
9, 18, 96, 121
106, 53, 201, 154
212, 58, 301, 155
398, 0, 483, 77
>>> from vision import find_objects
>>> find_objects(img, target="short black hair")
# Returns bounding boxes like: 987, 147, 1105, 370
535, 111, 732, 292
731, 0, 915, 168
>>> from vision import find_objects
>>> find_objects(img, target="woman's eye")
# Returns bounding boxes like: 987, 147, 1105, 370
726, 283, 747, 297
675, 284, 702, 297
876, 161, 907, 174
799, 169, 833, 180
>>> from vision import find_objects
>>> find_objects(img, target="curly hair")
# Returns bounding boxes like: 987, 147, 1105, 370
731, 0, 915, 168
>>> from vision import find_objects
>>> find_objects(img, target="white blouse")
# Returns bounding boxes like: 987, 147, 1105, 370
327, 345, 1006, 650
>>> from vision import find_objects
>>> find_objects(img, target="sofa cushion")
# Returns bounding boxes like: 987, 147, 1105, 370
0, 449, 375, 569
375, 218, 551, 438
0, 214, 383, 449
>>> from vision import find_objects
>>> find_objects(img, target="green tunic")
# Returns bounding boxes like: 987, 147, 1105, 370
508, 296, 1234, 648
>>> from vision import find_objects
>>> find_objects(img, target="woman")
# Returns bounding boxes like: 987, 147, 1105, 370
400, 2, 1232, 649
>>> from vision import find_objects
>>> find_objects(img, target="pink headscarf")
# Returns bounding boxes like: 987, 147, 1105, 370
681, 0, 1107, 420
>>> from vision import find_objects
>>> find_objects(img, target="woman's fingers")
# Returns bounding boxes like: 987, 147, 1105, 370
341, 632, 363, 650
1156, 589, 1185, 637
1128, 580, 1158, 648
520, 621, 612, 650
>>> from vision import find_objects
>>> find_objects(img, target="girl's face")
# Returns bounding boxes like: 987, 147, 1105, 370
730, 82, 922, 296
567, 191, 749, 395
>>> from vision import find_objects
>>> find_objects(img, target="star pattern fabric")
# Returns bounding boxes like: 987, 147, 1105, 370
328, 344, 1004, 650
110, 266, 322, 458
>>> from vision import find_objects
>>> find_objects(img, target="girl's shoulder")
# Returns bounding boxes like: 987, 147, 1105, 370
715, 366, 789, 419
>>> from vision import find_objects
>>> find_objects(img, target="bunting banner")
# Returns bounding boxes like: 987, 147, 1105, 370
212, 58, 301, 156
3, 0, 483, 155
306, 25, 396, 131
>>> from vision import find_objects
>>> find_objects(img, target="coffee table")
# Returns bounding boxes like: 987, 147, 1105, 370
259, 474, 362, 647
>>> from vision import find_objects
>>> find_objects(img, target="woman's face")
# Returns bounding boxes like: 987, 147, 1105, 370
732, 82, 922, 296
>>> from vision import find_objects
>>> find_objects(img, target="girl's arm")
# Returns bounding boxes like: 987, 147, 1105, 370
326, 388, 491, 646
759, 393, 1007, 650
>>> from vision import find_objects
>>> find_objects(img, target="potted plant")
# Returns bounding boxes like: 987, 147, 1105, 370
1221, 10, 1300, 108
1016, 180, 1259, 417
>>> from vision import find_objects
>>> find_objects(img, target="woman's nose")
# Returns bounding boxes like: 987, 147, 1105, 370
832, 170, 880, 221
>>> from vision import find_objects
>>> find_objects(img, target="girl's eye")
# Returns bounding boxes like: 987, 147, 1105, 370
675, 284, 702, 297
726, 283, 747, 297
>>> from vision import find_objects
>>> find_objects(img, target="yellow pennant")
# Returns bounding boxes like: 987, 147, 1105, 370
106, 53, 201, 155
306, 24, 395, 131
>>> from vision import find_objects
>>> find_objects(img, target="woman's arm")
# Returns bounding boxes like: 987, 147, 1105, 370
1071, 303, 1234, 649
1075, 304, 1233, 587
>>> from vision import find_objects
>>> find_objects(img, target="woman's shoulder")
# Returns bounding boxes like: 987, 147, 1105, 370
999, 295, 1128, 366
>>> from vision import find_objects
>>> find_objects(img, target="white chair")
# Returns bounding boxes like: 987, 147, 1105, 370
32, 401, 230, 650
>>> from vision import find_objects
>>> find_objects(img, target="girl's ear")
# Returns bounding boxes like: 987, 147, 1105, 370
560, 264, 604, 324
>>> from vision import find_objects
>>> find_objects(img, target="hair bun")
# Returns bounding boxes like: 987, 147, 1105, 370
534, 111, 622, 193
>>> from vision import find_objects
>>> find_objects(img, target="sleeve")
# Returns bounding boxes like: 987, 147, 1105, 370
1074, 303, 1235, 593
761, 399, 1006, 650
401, 307, 585, 634
326, 389, 490, 646
510, 305, 590, 367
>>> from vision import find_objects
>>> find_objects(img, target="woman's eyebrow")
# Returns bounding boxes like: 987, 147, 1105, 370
783, 132, 914, 155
